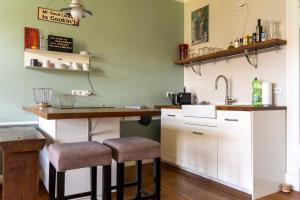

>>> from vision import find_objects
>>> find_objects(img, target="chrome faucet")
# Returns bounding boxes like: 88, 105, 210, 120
215, 75, 236, 105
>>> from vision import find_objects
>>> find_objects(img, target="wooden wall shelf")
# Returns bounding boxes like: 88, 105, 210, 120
174, 39, 287, 65
25, 66, 94, 73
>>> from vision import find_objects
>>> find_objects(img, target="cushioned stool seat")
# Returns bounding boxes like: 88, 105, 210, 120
48, 141, 112, 200
49, 141, 112, 172
103, 137, 161, 200
103, 136, 160, 163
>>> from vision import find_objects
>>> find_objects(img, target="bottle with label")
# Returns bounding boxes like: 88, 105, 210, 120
234, 38, 239, 48
256, 19, 263, 42
252, 78, 262, 106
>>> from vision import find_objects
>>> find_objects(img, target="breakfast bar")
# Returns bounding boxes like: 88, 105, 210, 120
23, 106, 161, 199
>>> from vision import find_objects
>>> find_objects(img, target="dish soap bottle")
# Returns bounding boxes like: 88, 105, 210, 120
252, 78, 262, 106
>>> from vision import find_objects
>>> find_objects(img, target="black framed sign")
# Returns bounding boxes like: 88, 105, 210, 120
48, 35, 73, 53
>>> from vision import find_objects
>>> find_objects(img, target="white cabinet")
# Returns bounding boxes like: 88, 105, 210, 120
217, 111, 252, 191
161, 109, 185, 165
161, 109, 218, 179
161, 108, 286, 199
183, 120, 218, 178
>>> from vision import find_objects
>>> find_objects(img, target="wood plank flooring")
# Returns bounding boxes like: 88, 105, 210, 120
2, 163, 299, 200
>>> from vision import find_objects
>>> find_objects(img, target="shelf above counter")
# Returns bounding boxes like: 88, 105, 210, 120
25, 66, 94, 73
174, 39, 287, 65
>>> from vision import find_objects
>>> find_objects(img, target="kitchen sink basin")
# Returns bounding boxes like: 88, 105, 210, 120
182, 105, 216, 118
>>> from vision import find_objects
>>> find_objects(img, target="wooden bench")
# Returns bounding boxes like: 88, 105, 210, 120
0, 127, 46, 200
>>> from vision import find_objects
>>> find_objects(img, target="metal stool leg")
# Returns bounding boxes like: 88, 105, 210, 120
91, 167, 97, 200
117, 163, 125, 200
49, 163, 56, 200
135, 160, 142, 200
102, 165, 112, 200
57, 171, 65, 200
153, 158, 161, 200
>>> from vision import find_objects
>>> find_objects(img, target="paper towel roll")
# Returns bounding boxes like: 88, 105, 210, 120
262, 82, 273, 106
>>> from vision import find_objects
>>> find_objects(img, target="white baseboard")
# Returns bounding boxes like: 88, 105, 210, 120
0, 121, 38, 126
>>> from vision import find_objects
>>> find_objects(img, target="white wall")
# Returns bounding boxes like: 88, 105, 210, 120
184, 0, 286, 105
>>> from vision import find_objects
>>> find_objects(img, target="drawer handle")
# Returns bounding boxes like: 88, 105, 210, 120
185, 123, 217, 128
224, 118, 239, 122
167, 114, 176, 117
192, 131, 204, 136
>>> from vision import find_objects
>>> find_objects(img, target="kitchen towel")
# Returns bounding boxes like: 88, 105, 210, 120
262, 82, 273, 106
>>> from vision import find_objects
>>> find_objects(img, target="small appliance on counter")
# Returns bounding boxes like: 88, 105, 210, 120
168, 87, 192, 105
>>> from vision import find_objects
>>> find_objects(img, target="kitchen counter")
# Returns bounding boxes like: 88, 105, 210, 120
156, 105, 286, 111
23, 106, 161, 120
216, 105, 287, 111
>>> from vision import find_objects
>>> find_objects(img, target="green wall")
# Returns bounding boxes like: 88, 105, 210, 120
0, 0, 183, 122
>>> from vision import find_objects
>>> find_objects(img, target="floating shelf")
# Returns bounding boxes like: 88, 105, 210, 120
25, 49, 92, 59
174, 39, 287, 65
25, 66, 94, 73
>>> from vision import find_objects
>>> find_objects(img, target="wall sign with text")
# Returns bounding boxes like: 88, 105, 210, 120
38, 7, 79, 26
48, 35, 73, 53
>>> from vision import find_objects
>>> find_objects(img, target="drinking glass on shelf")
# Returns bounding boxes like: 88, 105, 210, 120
269, 21, 281, 39
189, 49, 197, 58
202, 47, 209, 55
263, 20, 271, 39
273, 21, 281, 39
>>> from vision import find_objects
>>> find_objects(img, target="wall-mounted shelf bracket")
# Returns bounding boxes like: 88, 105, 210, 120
245, 49, 258, 69
185, 61, 202, 76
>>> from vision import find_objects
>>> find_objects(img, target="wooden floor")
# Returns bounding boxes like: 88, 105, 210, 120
3, 163, 299, 200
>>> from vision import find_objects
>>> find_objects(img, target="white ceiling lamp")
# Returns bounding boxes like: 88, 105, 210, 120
60, 0, 93, 19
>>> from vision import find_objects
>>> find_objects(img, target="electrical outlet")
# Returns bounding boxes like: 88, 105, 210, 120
166, 92, 174, 98
72, 90, 93, 96
273, 88, 283, 95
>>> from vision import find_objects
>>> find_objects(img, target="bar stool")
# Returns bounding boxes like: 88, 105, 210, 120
48, 141, 112, 200
103, 137, 161, 200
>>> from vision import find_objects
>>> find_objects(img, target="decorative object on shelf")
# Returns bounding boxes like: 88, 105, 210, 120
48, 35, 73, 53
38, 7, 80, 26
33, 88, 53, 107
179, 44, 189, 60
24, 27, 39, 49
191, 5, 209, 45
72, 62, 82, 70
80, 51, 92, 56
82, 63, 90, 71
60, 0, 93, 20
42, 59, 53, 68
30, 59, 39, 67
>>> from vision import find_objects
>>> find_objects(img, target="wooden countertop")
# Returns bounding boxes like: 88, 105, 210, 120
23, 106, 161, 120
156, 105, 287, 111
155, 105, 182, 109
216, 105, 287, 111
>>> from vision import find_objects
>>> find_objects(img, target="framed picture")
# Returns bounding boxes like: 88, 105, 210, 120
191, 5, 209, 45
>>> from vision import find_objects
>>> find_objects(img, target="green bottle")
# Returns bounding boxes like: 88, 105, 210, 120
252, 78, 262, 106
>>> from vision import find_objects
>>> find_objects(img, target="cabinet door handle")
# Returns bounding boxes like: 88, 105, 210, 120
192, 131, 204, 136
224, 118, 239, 122
167, 114, 176, 117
